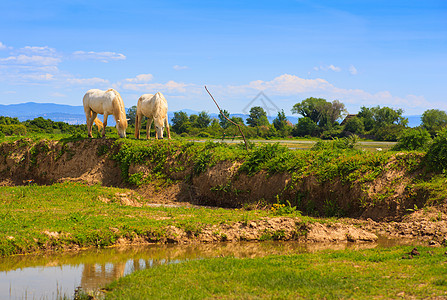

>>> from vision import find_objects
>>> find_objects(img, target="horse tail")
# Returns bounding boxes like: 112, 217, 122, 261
94, 117, 103, 130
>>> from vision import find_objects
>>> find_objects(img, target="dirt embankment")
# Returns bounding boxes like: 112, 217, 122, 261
1, 138, 446, 246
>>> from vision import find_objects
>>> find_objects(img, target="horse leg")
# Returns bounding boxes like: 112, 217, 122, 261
85, 109, 94, 138
165, 114, 171, 139
146, 118, 152, 139
135, 113, 140, 139
102, 113, 108, 138
90, 112, 98, 138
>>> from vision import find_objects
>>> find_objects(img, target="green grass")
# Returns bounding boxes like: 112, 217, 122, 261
104, 246, 447, 299
0, 182, 307, 257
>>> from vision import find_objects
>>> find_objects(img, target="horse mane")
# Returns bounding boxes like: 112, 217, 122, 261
153, 92, 166, 121
109, 89, 128, 128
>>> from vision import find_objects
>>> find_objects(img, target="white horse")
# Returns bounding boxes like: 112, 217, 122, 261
83, 88, 128, 138
135, 92, 171, 140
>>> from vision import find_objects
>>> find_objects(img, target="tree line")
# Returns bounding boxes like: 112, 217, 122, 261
127, 97, 447, 141
2, 97, 447, 142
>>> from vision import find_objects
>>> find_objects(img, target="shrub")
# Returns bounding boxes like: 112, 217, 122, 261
291, 117, 318, 137
312, 135, 358, 151
198, 132, 211, 138
0, 124, 27, 136
343, 117, 365, 134
392, 128, 431, 151
374, 124, 406, 141
425, 128, 447, 172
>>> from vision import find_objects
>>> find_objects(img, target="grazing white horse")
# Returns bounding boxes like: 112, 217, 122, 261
135, 92, 171, 140
83, 88, 128, 138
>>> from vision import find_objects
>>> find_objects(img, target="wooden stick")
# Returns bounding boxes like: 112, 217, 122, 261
205, 86, 248, 151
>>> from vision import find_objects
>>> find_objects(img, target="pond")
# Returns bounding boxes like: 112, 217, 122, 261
0, 237, 415, 299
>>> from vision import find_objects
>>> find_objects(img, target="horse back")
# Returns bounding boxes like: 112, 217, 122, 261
83, 89, 115, 114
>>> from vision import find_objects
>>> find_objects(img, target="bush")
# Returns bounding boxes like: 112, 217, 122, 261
198, 132, 211, 138
392, 128, 431, 151
312, 135, 358, 151
343, 117, 364, 134
291, 117, 318, 137
425, 128, 447, 172
374, 124, 406, 141
0, 124, 27, 136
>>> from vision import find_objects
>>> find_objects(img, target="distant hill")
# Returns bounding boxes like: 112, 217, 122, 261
0, 102, 421, 127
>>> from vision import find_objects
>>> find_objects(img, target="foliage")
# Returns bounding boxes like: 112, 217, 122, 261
246, 106, 269, 127
291, 97, 346, 128
238, 143, 292, 175
126, 105, 137, 126
291, 117, 318, 137
374, 124, 406, 141
421, 109, 447, 135
194, 111, 212, 129
218, 109, 230, 129
171, 111, 190, 134
343, 116, 364, 134
392, 128, 432, 151
0, 124, 27, 136
357, 106, 408, 133
311, 135, 358, 151
424, 127, 447, 172
0, 116, 20, 125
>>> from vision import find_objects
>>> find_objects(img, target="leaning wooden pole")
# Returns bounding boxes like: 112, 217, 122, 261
205, 86, 248, 151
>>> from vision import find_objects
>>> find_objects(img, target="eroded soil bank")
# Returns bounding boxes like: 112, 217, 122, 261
1, 138, 446, 248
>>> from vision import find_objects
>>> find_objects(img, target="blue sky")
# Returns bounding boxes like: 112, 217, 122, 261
0, 0, 446, 116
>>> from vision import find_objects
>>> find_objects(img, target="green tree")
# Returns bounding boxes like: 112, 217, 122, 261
343, 117, 365, 134
392, 128, 431, 151
171, 111, 190, 134
218, 110, 230, 129
357, 106, 375, 131
0, 116, 20, 125
246, 106, 269, 127
291, 97, 328, 124
421, 109, 447, 135
126, 105, 137, 126
357, 106, 408, 132
272, 110, 287, 131
292, 97, 346, 128
291, 117, 317, 137
196, 111, 211, 128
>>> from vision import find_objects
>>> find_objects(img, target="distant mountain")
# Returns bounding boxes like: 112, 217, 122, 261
0, 102, 421, 127
0, 102, 86, 124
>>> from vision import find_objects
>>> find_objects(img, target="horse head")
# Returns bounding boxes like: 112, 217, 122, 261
154, 117, 165, 139
116, 119, 128, 138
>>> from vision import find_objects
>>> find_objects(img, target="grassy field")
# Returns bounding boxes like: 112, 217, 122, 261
0, 182, 307, 257
103, 246, 447, 299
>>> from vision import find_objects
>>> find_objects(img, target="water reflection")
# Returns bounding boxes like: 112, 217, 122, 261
0, 239, 414, 299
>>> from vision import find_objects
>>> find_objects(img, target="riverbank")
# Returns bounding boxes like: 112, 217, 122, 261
1, 137, 446, 256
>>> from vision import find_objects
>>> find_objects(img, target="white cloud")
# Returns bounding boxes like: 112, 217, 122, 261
0, 42, 7, 50
205, 74, 431, 114
72, 51, 126, 62
51, 92, 67, 97
173, 65, 188, 70
0, 55, 61, 66
20, 46, 57, 56
22, 73, 54, 81
124, 74, 154, 83
67, 77, 110, 86
349, 65, 358, 75
122, 80, 192, 94
314, 64, 341, 72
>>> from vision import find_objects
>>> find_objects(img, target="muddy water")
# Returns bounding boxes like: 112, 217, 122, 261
0, 238, 415, 299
